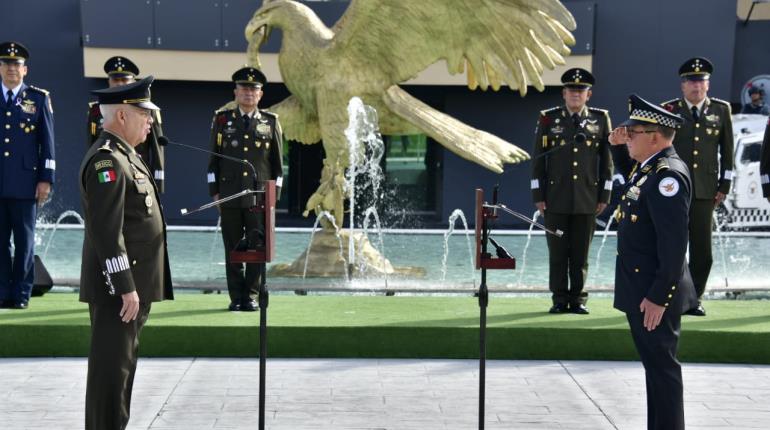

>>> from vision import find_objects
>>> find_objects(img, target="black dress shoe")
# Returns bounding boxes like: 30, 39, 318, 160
228, 302, 242, 312
241, 299, 258, 312
685, 303, 706, 316
13, 301, 28, 310
549, 304, 568, 314
571, 304, 590, 315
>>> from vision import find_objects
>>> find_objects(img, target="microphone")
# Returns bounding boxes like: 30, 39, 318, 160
488, 237, 513, 259
158, 136, 261, 215
158, 136, 260, 184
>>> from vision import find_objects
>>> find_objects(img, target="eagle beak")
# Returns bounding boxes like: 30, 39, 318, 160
245, 20, 271, 70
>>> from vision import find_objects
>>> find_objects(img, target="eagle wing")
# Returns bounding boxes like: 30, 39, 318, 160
329, 0, 576, 94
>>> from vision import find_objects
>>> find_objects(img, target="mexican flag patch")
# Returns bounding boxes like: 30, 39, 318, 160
98, 170, 116, 183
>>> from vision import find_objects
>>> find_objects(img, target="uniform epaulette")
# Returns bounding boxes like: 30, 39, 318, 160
540, 106, 560, 116
661, 98, 679, 106
27, 85, 49, 96
214, 107, 231, 115
588, 107, 608, 114
709, 97, 730, 107
259, 109, 277, 118
656, 158, 670, 173
98, 140, 113, 153
88, 101, 98, 108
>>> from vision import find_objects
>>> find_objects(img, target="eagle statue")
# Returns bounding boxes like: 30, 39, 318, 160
245, 0, 577, 229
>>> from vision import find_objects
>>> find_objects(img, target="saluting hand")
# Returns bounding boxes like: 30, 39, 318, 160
596, 203, 607, 215
535, 201, 546, 217
714, 192, 726, 208
639, 298, 665, 331
120, 291, 140, 323
213, 193, 220, 213
608, 127, 629, 146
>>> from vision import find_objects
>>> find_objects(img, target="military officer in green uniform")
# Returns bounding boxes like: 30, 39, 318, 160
79, 76, 173, 430
662, 57, 734, 316
207, 67, 283, 312
531, 68, 613, 314
760, 116, 770, 202
87, 56, 167, 193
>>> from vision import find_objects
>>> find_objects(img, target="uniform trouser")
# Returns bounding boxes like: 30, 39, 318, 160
626, 311, 685, 430
688, 199, 714, 298
544, 212, 595, 306
86, 301, 151, 430
0, 199, 36, 303
220, 207, 265, 304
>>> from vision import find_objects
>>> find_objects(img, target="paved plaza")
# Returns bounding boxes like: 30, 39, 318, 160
0, 357, 768, 429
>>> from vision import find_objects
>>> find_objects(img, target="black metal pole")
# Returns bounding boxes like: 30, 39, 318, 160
478, 212, 489, 430
258, 262, 268, 430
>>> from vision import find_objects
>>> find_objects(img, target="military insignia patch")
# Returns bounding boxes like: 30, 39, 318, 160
658, 177, 679, 196
550, 126, 564, 134
98, 170, 116, 183
20, 100, 36, 115
586, 123, 599, 134
231, 139, 239, 147
256, 123, 272, 135
705, 114, 719, 123
94, 160, 113, 170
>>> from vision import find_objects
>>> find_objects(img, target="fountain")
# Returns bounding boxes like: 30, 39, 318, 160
440, 209, 475, 285
516, 210, 542, 287
42, 210, 85, 260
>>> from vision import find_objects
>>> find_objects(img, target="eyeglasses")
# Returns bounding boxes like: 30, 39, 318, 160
627, 129, 657, 138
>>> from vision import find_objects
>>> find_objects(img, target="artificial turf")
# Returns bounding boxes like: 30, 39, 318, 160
0, 293, 769, 363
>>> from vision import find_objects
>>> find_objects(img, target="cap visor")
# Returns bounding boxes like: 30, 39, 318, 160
136, 101, 160, 110
618, 118, 647, 128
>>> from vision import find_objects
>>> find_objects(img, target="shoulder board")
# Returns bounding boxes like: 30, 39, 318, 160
88, 101, 98, 108
540, 106, 560, 116
98, 140, 113, 153
214, 107, 232, 115
661, 98, 679, 106
27, 85, 49, 96
656, 158, 670, 173
259, 109, 277, 118
709, 97, 730, 107
587, 107, 608, 114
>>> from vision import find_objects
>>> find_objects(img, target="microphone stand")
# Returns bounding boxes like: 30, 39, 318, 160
475, 187, 562, 430
166, 137, 270, 430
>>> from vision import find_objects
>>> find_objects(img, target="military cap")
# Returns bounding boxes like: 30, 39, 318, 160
561, 68, 594, 89
679, 57, 713, 81
92, 75, 159, 110
619, 94, 683, 129
103, 56, 140, 78
748, 86, 764, 96
232, 66, 266, 88
0, 41, 29, 64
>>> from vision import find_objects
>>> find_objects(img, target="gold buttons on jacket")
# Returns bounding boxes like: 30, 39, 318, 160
693, 163, 698, 169
693, 150, 699, 156
243, 171, 248, 176
3, 138, 8, 143
671, 285, 676, 290
573, 161, 578, 166
4, 111, 9, 116
4, 124, 9, 129
694, 136, 699, 142
244, 134, 249, 139
573, 147, 578, 153
668, 294, 673, 299
695, 123, 700, 128
634, 268, 640, 273
132, 260, 137, 266
3, 151, 8, 157
573, 174, 578, 180
244, 147, 249, 151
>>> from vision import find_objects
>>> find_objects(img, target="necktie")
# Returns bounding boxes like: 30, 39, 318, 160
243, 114, 251, 129
572, 113, 580, 128
6, 90, 13, 108
691, 106, 699, 122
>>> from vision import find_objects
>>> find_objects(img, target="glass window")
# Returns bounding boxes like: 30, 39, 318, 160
740, 140, 762, 164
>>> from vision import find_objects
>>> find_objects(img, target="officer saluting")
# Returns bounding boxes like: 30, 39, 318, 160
207, 67, 283, 312
87, 56, 167, 192
531, 68, 613, 314
609, 94, 698, 430
79, 76, 173, 430
661, 57, 734, 316
0, 41, 55, 310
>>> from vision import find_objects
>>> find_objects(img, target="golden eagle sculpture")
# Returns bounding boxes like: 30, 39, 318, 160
245, 0, 577, 228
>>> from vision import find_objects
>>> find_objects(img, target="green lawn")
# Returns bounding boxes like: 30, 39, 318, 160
1, 294, 769, 363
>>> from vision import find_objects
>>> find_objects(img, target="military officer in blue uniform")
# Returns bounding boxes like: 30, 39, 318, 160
207, 67, 283, 312
0, 41, 55, 310
609, 94, 698, 430
80, 76, 173, 430
531, 68, 613, 314
661, 58, 734, 316
761, 116, 770, 201
87, 56, 167, 193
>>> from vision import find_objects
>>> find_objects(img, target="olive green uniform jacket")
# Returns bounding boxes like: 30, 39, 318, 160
207, 108, 283, 207
662, 97, 734, 200
531, 105, 613, 213
79, 131, 173, 304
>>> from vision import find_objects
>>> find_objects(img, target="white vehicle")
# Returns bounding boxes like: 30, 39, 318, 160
721, 114, 770, 229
